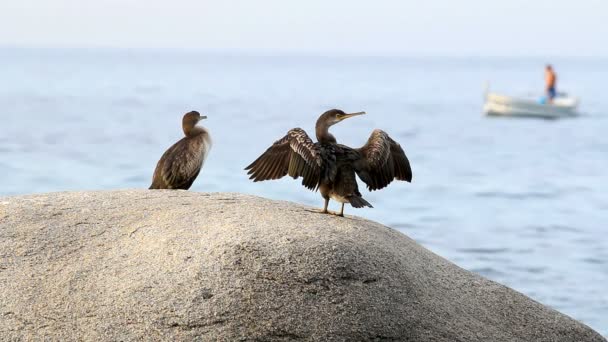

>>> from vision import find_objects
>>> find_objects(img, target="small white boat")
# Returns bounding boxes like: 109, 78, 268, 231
483, 89, 579, 119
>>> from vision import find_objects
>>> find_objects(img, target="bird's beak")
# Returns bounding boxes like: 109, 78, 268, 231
199, 115, 208, 120
339, 111, 366, 121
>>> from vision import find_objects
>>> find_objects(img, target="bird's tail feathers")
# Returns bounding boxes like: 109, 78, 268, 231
348, 196, 373, 208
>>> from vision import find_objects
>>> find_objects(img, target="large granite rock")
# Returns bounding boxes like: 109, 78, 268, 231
0, 190, 604, 341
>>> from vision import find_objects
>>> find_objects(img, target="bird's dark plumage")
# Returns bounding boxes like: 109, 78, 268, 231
355, 129, 412, 191
149, 111, 212, 190
245, 109, 412, 216
246, 128, 322, 190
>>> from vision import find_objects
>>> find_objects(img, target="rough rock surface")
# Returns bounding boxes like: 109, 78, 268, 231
0, 190, 604, 341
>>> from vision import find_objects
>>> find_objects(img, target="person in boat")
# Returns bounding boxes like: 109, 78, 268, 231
545, 64, 557, 102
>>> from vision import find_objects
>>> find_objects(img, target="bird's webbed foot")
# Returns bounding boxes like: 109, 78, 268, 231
318, 209, 344, 217
312, 208, 340, 216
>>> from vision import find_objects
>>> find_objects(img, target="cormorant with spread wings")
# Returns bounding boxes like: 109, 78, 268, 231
245, 109, 412, 216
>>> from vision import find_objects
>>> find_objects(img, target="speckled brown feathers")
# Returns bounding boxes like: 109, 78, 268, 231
149, 111, 212, 190
149, 137, 205, 189
245, 109, 412, 215
245, 128, 322, 190
355, 129, 412, 191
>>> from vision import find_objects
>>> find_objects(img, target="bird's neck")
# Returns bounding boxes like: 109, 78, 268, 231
316, 123, 336, 144
183, 125, 207, 138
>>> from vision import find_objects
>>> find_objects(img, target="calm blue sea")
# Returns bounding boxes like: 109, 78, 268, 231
1, 48, 607, 335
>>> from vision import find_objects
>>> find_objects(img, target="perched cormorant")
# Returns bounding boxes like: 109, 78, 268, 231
149, 111, 212, 190
245, 109, 412, 216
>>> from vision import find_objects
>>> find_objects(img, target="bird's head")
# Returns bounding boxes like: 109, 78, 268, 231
183, 111, 207, 126
318, 109, 366, 127
182, 111, 208, 136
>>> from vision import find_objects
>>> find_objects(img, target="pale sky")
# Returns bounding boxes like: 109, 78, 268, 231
1, 0, 607, 56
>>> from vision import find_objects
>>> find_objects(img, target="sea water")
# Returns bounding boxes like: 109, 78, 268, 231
1, 48, 607, 335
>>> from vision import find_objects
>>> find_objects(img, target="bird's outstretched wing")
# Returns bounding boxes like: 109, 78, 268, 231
355, 129, 412, 191
245, 128, 322, 190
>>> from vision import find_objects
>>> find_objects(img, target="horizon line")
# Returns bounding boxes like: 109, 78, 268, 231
1, 44, 606, 60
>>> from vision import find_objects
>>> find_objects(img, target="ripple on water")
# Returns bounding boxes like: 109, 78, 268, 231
470, 267, 506, 278
419, 215, 448, 223
540, 224, 582, 233
123, 175, 147, 184
389, 222, 416, 230
43, 132, 68, 145
508, 265, 548, 274
457, 247, 510, 254
581, 257, 605, 265
0, 161, 18, 172
518, 224, 583, 239
474, 190, 560, 200
397, 129, 419, 139
134, 85, 163, 94
112, 96, 145, 108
